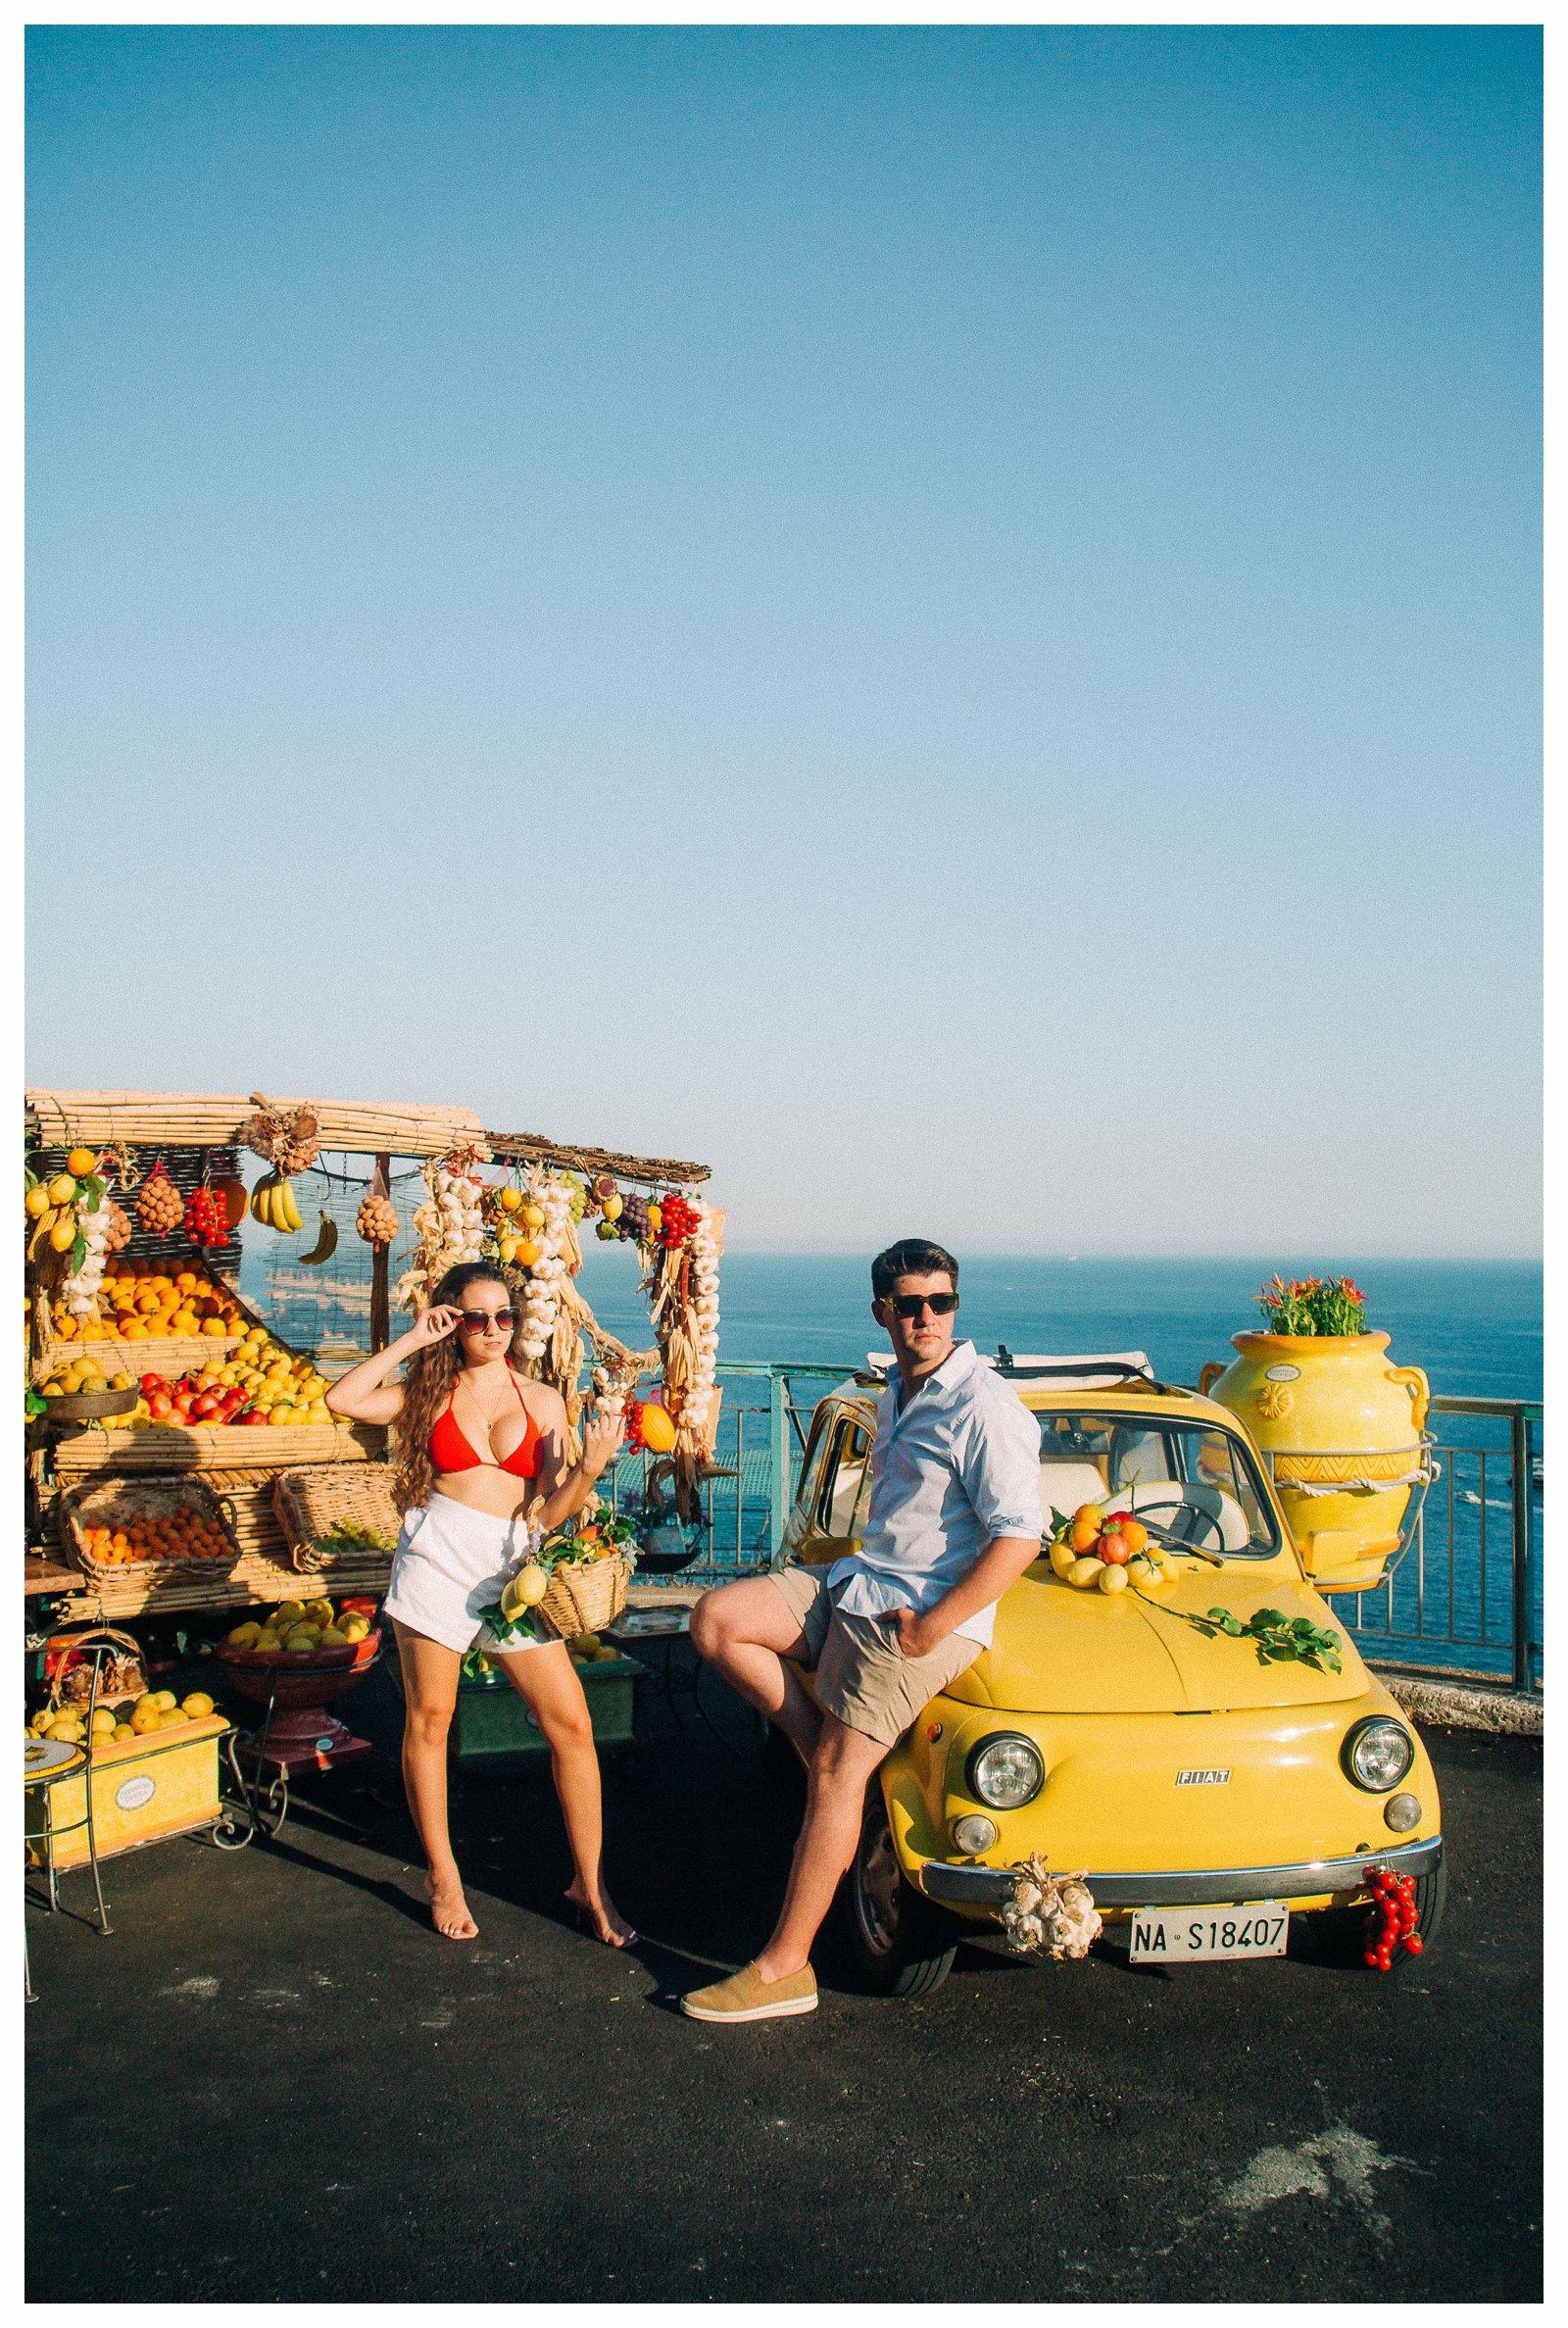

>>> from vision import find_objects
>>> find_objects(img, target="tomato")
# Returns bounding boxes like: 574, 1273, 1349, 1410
239, 1410, 270, 1427
191, 1395, 220, 1419
139, 1373, 163, 1396
1404, 1934, 1425, 1956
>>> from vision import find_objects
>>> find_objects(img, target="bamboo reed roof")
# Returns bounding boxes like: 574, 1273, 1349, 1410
24, 1087, 709, 1183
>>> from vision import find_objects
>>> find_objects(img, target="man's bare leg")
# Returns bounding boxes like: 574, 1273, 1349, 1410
754, 1714, 888, 1982
690, 1576, 824, 1758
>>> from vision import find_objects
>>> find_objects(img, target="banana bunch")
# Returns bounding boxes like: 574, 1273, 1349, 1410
250, 1172, 303, 1233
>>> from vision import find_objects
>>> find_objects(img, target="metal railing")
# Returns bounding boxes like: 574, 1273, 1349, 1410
599, 1364, 849, 1589
1323, 1397, 1543, 1695
608, 1369, 1544, 1699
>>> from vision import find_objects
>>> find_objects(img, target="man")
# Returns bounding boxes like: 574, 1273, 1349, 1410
683, 1238, 1043, 2023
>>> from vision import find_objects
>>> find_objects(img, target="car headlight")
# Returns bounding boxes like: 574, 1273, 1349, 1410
966, 1732, 1045, 1810
1342, 1717, 1415, 1792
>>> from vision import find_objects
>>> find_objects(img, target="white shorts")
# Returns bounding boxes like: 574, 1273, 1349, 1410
383, 1493, 552, 1657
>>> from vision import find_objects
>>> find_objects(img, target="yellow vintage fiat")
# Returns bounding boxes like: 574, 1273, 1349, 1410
779, 1352, 1444, 1996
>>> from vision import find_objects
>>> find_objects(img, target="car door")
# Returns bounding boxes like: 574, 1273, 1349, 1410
778, 1394, 880, 1567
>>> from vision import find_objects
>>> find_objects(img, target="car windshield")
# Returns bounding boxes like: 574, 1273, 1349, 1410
1033, 1411, 1281, 1559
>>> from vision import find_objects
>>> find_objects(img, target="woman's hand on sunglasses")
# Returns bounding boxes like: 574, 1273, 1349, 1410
409, 1304, 463, 1347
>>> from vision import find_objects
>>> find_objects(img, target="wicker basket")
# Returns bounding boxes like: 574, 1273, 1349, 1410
48, 1418, 387, 1477
34, 1334, 246, 1379
534, 1553, 633, 1641
43, 1625, 149, 1713
272, 1464, 403, 1574
57, 1475, 242, 1583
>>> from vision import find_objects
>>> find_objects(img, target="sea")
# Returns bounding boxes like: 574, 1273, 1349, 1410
571, 1251, 1543, 1405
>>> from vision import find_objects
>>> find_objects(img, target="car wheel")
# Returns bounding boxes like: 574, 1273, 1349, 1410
846, 1788, 958, 1997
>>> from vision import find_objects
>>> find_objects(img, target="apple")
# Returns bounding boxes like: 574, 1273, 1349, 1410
1098, 1531, 1131, 1565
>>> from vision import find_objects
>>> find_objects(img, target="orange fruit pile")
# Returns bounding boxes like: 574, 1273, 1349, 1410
80, 1506, 230, 1564
52, 1264, 244, 1345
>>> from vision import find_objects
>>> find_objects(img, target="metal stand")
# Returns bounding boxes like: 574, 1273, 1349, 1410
605, 1611, 741, 1755
24, 1644, 115, 1994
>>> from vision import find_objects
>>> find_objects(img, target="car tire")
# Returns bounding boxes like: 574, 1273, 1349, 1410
846, 1787, 959, 1997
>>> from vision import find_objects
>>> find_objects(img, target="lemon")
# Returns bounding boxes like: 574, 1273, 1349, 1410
318, 1626, 350, 1648
1048, 1541, 1078, 1579
111, 1722, 135, 1742
1098, 1563, 1130, 1595
180, 1692, 215, 1717
275, 1600, 306, 1625
129, 1706, 162, 1734
254, 1633, 282, 1654
151, 1689, 177, 1711
1068, 1556, 1105, 1590
89, 1708, 117, 1733
225, 1622, 262, 1649
269, 1406, 297, 1427
341, 1616, 369, 1642
46, 1173, 77, 1206
591, 1645, 618, 1662
159, 1709, 189, 1728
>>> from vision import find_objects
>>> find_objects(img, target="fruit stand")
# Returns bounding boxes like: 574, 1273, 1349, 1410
24, 1085, 718, 1826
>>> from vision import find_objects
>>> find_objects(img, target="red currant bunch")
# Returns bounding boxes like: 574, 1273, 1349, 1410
183, 1186, 229, 1249
658, 1192, 697, 1250
1361, 1867, 1422, 1970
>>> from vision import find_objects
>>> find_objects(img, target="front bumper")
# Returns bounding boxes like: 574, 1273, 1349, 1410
917, 1831, 1443, 1910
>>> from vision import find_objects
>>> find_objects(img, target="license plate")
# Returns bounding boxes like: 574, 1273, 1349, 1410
1129, 1904, 1289, 1962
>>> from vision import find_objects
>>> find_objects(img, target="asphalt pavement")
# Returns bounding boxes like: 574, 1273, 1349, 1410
25, 1650, 1541, 2303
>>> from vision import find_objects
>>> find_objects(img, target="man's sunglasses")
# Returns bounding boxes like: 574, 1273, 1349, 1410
880, 1293, 959, 1319
456, 1308, 516, 1332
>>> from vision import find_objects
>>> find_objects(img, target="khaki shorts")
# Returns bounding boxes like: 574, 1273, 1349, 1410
767, 1562, 983, 1750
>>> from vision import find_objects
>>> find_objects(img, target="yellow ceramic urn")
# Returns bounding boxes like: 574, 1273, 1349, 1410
1200, 1331, 1430, 1591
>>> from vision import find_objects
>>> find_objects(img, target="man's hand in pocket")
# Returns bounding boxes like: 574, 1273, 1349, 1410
891, 1606, 946, 1660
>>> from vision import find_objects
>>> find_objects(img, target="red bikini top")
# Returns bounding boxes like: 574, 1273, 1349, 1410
429, 1370, 542, 1479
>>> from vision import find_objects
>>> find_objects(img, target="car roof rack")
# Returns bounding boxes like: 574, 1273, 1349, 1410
854, 1348, 1189, 1395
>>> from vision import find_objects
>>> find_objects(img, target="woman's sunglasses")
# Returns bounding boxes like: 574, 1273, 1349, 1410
457, 1308, 516, 1332
881, 1293, 959, 1318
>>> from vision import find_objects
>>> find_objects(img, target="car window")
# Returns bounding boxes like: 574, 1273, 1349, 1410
816, 1416, 873, 1536
1031, 1410, 1280, 1557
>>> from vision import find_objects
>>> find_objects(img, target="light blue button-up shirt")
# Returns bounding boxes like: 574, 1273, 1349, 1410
826, 1339, 1043, 1649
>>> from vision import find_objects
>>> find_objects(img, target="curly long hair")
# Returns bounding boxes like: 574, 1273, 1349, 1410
391, 1262, 525, 1512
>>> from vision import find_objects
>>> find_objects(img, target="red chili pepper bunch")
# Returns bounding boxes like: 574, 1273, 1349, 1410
183, 1186, 230, 1248
1362, 1866, 1423, 1970
657, 1192, 698, 1251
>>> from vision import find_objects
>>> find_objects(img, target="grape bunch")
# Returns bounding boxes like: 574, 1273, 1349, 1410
357, 1193, 400, 1248
135, 1164, 184, 1236
183, 1186, 230, 1248
618, 1192, 652, 1244
657, 1192, 698, 1250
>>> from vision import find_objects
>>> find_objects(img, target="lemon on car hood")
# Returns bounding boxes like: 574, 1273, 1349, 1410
948, 1566, 1365, 1715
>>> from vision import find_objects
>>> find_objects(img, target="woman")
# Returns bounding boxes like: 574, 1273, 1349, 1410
326, 1262, 633, 1946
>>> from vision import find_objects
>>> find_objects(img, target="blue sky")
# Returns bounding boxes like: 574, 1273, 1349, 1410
25, 26, 1542, 1254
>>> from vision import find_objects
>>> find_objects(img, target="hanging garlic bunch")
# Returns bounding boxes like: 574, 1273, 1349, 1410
681, 1200, 721, 1433
396, 1152, 488, 1310
516, 1172, 572, 1362
1000, 1856, 1102, 1960
62, 1194, 113, 1318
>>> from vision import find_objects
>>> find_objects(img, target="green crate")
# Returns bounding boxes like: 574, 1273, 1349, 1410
452, 1654, 639, 1764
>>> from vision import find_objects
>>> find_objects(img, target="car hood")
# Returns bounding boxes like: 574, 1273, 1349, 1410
947, 1567, 1365, 1714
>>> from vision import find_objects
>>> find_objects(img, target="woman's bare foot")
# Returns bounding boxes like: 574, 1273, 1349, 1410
564, 1879, 637, 1948
425, 1871, 478, 1941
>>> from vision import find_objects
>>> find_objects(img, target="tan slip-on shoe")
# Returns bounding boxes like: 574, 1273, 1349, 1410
680, 1960, 818, 2023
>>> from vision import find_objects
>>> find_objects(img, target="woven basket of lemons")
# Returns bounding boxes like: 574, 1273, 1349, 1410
530, 1517, 637, 1641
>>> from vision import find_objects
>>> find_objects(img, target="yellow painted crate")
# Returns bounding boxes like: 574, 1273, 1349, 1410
25, 1714, 228, 1868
